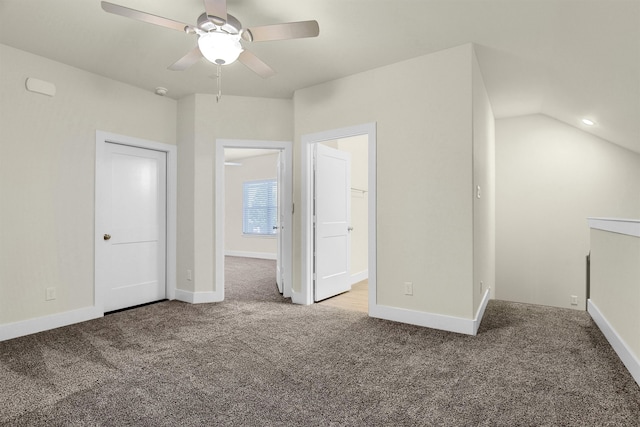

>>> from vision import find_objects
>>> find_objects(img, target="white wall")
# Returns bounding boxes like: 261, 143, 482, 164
589, 225, 640, 386
224, 153, 278, 258
496, 114, 640, 309
0, 44, 177, 325
176, 95, 292, 296
472, 49, 496, 313
176, 95, 196, 294
294, 44, 478, 320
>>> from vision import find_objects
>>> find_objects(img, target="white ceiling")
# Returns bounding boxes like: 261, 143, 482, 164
1, 0, 639, 153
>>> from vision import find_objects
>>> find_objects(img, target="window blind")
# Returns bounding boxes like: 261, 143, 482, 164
242, 179, 277, 235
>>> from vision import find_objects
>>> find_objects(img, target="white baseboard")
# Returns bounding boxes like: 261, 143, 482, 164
369, 304, 477, 335
588, 299, 640, 387
225, 250, 276, 260
349, 269, 368, 286
368, 289, 491, 336
473, 288, 491, 335
174, 289, 223, 304
0, 306, 103, 342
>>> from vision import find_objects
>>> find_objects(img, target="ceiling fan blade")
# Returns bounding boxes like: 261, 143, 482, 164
242, 20, 319, 42
101, 1, 193, 33
238, 50, 276, 79
168, 47, 203, 71
203, 0, 227, 24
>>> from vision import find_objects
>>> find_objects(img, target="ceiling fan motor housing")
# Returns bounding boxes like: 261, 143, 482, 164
195, 13, 244, 65
197, 12, 242, 35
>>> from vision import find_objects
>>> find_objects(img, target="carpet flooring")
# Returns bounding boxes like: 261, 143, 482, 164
1, 256, 639, 426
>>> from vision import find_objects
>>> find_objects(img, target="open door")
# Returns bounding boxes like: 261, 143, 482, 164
275, 151, 284, 293
314, 143, 352, 301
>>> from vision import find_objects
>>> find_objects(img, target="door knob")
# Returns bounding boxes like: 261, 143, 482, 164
103, 234, 111, 241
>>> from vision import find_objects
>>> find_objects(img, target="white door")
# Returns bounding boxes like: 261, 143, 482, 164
275, 151, 284, 293
314, 143, 352, 301
101, 143, 167, 312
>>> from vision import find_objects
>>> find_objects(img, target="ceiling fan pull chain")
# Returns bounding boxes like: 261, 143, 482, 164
216, 64, 222, 102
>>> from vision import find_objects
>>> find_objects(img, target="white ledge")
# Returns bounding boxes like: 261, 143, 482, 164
588, 217, 640, 238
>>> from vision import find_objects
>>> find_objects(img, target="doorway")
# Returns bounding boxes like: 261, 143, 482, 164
299, 123, 377, 312
95, 131, 177, 313
215, 139, 293, 299
224, 148, 281, 291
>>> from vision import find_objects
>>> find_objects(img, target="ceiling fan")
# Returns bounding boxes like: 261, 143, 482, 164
101, 0, 319, 95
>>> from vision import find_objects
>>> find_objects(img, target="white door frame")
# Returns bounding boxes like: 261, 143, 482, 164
215, 139, 293, 298
298, 123, 377, 309
95, 130, 177, 313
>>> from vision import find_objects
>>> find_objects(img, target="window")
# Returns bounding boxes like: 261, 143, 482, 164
243, 179, 277, 236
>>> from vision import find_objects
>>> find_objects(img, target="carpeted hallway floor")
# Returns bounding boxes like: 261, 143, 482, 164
0, 256, 639, 426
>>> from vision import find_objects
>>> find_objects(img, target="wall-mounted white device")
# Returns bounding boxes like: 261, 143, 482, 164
25, 78, 56, 97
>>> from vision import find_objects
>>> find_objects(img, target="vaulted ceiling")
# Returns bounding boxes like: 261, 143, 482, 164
1, 0, 638, 153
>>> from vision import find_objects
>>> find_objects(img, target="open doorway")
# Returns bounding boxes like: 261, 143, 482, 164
215, 139, 293, 300
299, 123, 376, 314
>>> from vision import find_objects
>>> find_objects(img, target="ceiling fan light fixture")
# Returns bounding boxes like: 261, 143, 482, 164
197, 32, 243, 65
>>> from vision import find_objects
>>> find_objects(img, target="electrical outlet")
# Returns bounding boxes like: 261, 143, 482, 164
480, 281, 483, 292
45, 287, 57, 301
570, 295, 578, 306
404, 282, 413, 296
187, 269, 192, 281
